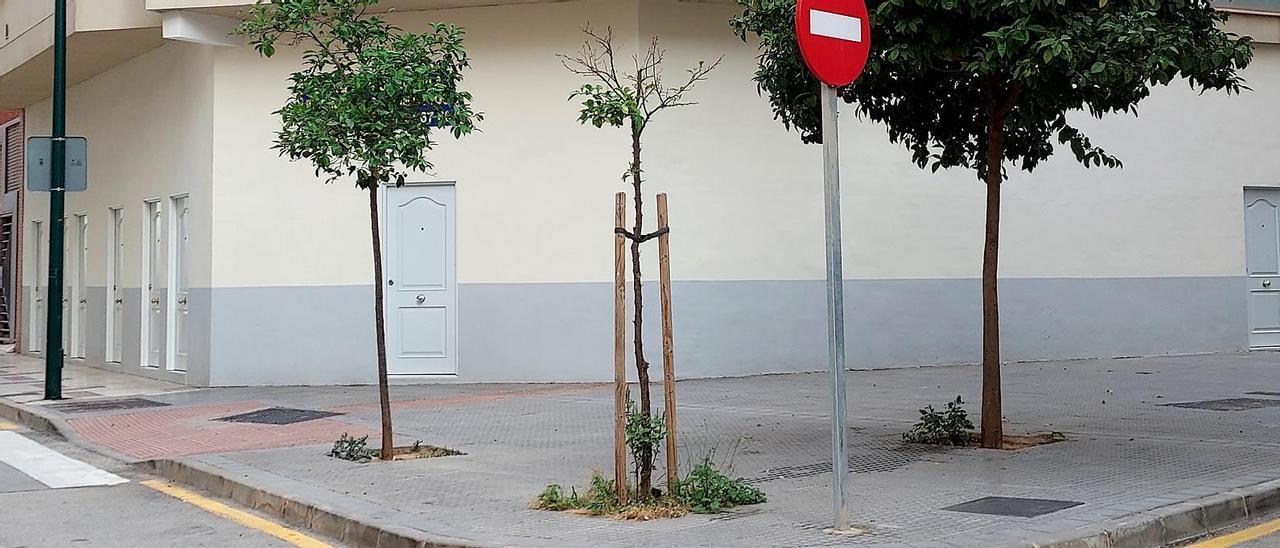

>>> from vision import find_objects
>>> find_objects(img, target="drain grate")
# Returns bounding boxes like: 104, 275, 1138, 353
943, 496, 1083, 518
1161, 398, 1280, 411
214, 407, 341, 425
46, 397, 170, 414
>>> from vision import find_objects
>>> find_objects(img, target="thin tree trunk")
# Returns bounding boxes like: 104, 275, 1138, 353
369, 184, 394, 460
630, 108, 653, 498
980, 91, 1005, 450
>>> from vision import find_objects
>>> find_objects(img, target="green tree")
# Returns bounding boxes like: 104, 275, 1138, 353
732, 0, 1252, 447
238, 0, 480, 460
562, 27, 718, 496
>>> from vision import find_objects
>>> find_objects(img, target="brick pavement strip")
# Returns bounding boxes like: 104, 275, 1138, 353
5, 352, 1280, 546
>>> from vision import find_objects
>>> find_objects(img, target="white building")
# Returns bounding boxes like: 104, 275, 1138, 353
0, 0, 1278, 386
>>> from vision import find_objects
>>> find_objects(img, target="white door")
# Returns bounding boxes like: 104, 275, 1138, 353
61, 222, 69, 354
1247, 188, 1280, 348
107, 208, 124, 363
142, 201, 164, 367
382, 184, 458, 375
72, 214, 87, 359
28, 221, 43, 353
168, 196, 189, 371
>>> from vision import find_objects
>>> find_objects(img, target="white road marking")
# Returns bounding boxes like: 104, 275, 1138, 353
0, 431, 127, 488
809, 9, 863, 42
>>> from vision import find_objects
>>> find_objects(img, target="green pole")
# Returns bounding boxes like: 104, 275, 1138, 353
44, 0, 67, 400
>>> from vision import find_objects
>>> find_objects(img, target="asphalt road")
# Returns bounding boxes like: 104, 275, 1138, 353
0, 422, 322, 547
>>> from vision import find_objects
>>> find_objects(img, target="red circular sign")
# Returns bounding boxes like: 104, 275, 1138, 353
795, 0, 871, 87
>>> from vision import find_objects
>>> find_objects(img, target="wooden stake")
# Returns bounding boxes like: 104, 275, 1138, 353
613, 192, 629, 503
657, 193, 678, 495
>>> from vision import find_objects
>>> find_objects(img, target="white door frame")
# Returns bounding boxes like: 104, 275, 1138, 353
166, 194, 189, 372
28, 220, 44, 353
106, 207, 124, 363
141, 199, 163, 368
378, 181, 459, 376
71, 213, 88, 359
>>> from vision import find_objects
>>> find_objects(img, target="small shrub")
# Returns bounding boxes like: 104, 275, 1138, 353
533, 484, 579, 512
532, 472, 622, 515
675, 460, 766, 514
625, 399, 667, 494
328, 433, 377, 462
902, 396, 974, 446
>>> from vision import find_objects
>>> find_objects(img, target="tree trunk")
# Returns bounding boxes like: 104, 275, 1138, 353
980, 93, 1005, 450
368, 184, 394, 460
630, 107, 653, 498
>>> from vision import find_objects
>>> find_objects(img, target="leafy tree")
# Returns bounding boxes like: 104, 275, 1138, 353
562, 27, 718, 495
238, 0, 480, 459
732, 0, 1252, 447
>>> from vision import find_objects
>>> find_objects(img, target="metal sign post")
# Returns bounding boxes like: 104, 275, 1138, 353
820, 82, 850, 531
794, 0, 869, 532
45, 0, 68, 400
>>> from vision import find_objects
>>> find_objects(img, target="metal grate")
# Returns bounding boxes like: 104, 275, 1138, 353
943, 496, 1084, 518
46, 397, 170, 414
214, 407, 341, 425
1161, 398, 1280, 411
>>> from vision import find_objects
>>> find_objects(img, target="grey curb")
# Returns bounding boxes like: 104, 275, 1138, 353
0, 394, 492, 548
1028, 480, 1280, 548
138, 458, 488, 548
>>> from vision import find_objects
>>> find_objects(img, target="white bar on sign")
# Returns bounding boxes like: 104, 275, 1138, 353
809, 9, 862, 43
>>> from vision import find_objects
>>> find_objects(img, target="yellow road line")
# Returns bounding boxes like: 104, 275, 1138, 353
0, 420, 16, 430
1190, 516, 1280, 548
141, 480, 331, 548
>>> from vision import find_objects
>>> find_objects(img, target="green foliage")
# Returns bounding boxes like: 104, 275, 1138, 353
532, 472, 623, 515
570, 83, 641, 129
562, 27, 719, 181
903, 396, 975, 446
625, 398, 667, 492
328, 433, 377, 462
674, 460, 766, 514
730, 0, 1253, 178
236, 0, 481, 188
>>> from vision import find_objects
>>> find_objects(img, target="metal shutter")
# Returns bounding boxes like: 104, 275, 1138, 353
4, 122, 21, 193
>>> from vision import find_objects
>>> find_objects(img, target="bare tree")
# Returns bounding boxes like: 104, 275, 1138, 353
562, 28, 719, 496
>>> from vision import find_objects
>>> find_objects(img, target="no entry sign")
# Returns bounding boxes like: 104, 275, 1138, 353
796, 0, 871, 87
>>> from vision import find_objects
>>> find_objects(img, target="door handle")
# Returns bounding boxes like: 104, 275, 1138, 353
114, 298, 123, 304
78, 299, 86, 304
1266, 280, 1272, 288
178, 297, 188, 305
416, 294, 426, 304
150, 298, 160, 305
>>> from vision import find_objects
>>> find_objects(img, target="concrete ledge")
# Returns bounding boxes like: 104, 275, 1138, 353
139, 456, 491, 548
1031, 479, 1280, 547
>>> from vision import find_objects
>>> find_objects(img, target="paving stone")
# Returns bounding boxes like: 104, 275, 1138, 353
10, 351, 1280, 546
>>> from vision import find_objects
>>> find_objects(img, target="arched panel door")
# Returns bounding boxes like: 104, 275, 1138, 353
382, 184, 457, 375
1245, 188, 1280, 348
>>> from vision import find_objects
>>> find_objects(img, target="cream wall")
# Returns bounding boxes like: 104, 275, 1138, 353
205, 0, 1278, 289
642, 0, 1280, 281
25, 40, 215, 291
209, 0, 641, 288
22, 40, 215, 382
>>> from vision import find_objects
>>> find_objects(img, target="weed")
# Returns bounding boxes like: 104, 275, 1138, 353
674, 460, 766, 513
328, 433, 377, 462
902, 396, 974, 446
625, 399, 666, 496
